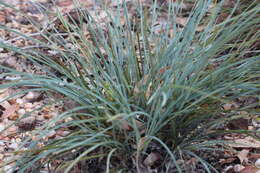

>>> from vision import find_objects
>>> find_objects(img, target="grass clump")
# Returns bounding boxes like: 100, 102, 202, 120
0, 0, 259, 172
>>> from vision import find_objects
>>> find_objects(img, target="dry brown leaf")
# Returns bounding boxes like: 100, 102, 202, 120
145, 82, 152, 100
227, 118, 249, 130
43, 113, 53, 119
6, 126, 18, 135
240, 166, 259, 173
0, 88, 8, 94
196, 25, 206, 32
186, 157, 198, 166
56, 0, 73, 7
8, 113, 19, 121
134, 75, 149, 95
120, 119, 133, 131
144, 152, 161, 166
0, 101, 11, 109
137, 137, 147, 151
219, 157, 237, 165
237, 149, 249, 164
3, 104, 19, 120
249, 153, 260, 160
228, 136, 260, 148
17, 116, 36, 131
119, 119, 143, 131
0, 11, 6, 24
0, 89, 9, 104
176, 17, 188, 26
222, 103, 233, 110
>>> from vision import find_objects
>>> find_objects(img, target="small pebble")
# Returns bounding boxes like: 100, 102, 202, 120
3, 56, 17, 68
31, 136, 38, 141
55, 135, 63, 140
36, 116, 45, 121
24, 92, 34, 100
9, 142, 18, 149
17, 109, 26, 115
0, 124, 5, 131
24, 91, 42, 102
255, 159, 260, 168
56, 130, 70, 137
248, 126, 254, 130
15, 138, 21, 143
46, 130, 56, 139
224, 165, 233, 172
65, 117, 73, 122
252, 119, 260, 128
233, 164, 245, 172
37, 143, 44, 148
16, 98, 23, 105
24, 103, 33, 109
25, 108, 32, 112
4, 165, 13, 173
222, 103, 233, 110
0, 154, 4, 160
35, 104, 42, 109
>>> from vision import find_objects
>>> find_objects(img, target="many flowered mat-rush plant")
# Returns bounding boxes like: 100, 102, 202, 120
0, 0, 259, 172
